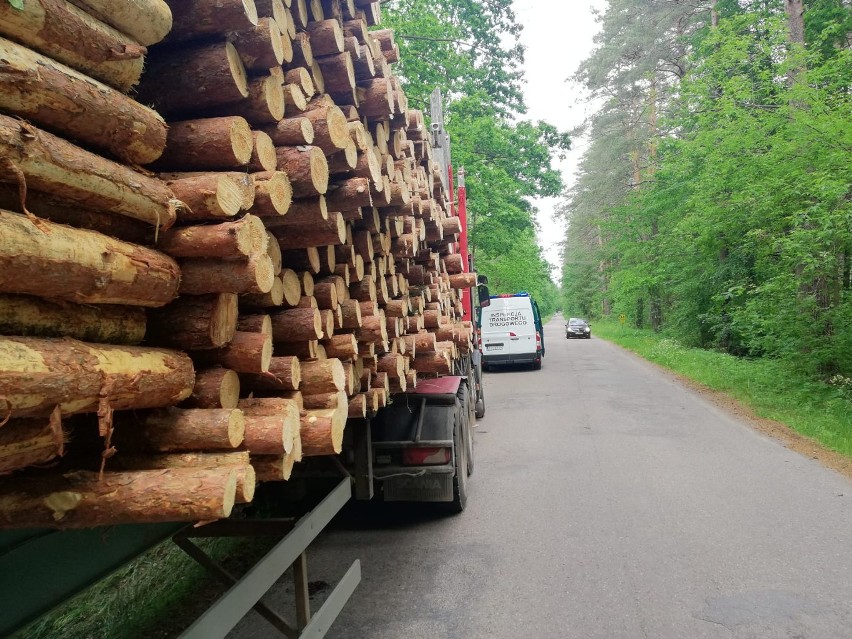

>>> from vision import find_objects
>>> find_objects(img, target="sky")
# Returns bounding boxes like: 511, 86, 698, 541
511, 0, 608, 281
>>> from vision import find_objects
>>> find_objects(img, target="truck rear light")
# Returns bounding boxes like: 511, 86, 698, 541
508, 331, 517, 337
402, 447, 451, 465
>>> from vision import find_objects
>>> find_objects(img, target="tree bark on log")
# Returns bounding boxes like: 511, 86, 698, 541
240, 355, 301, 392
167, 0, 259, 44
162, 174, 246, 222
0, 468, 238, 529
270, 307, 323, 342
193, 331, 273, 374
0, 211, 180, 307
230, 17, 285, 71
0, 117, 179, 229
300, 358, 345, 393
0, 295, 146, 345
152, 117, 253, 172
275, 146, 329, 197
186, 367, 240, 409
113, 407, 245, 452
137, 42, 249, 118
158, 216, 266, 259
300, 406, 345, 456
0, 0, 145, 92
252, 453, 295, 481
272, 213, 346, 249
146, 293, 238, 351
0, 37, 166, 166
0, 337, 194, 418
0, 410, 64, 474
179, 254, 275, 295
248, 132, 278, 173
261, 117, 315, 146
321, 334, 358, 359
68, 0, 172, 46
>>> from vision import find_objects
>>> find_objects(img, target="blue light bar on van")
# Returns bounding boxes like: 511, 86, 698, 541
490, 292, 530, 299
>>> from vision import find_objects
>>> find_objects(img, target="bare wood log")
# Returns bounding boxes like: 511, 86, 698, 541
162, 174, 244, 222
355, 314, 387, 344
413, 351, 451, 375
303, 390, 347, 410
208, 74, 285, 126
114, 408, 245, 452
340, 299, 363, 329
0, 211, 179, 307
290, 30, 313, 66
448, 272, 476, 289
0, 468, 238, 529
0, 411, 64, 474
300, 359, 345, 394
186, 367, 240, 409
193, 331, 272, 374
283, 83, 308, 116
261, 117, 315, 146
256, 0, 289, 29
275, 146, 329, 197
0, 37, 165, 166
0, 118, 178, 228
0, 295, 145, 345
300, 406, 345, 456
147, 293, 237, 351
237, 313, 272, 336
443, 253, 464, 274
316, 53, 355, 95
325, 177, 373, 211
180, 254, 275, 295
252, 453, 295, 481
282, 247, 321, 273
0, 0, 145, 91
167, 0, 259, 43
239, 398, 301, 455
137, 42, 249, 117
270, 307, 323, 342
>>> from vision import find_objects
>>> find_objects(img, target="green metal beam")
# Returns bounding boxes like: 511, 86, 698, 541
0, 523, 183, 637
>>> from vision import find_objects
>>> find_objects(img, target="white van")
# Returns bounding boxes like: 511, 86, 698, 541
479, 293, 544, 370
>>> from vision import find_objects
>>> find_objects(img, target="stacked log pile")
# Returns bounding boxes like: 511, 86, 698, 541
0, 0, 475, 530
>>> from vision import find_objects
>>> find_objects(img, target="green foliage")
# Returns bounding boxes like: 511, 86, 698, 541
562, 1, 852, 378
381, 0, 570, 311
7, 0, 24, 9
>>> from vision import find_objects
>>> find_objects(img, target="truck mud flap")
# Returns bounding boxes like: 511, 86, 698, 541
383, 473, 454, 502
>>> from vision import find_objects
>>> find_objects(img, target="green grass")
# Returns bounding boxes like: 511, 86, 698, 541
13, 536, 276, 639
595, 321, 852, 457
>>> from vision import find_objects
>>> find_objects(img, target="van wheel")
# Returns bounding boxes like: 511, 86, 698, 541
532, 359, 542, 371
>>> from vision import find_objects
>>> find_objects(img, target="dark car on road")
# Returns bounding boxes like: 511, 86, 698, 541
566, 318, 591, 339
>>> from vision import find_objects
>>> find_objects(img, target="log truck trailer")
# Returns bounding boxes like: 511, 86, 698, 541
349, 88, 489, 512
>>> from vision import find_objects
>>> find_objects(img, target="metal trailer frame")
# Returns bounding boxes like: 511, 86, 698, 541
0, 478, 358, 639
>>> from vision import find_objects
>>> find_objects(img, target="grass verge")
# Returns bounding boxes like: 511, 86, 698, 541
595, 320, 852, 457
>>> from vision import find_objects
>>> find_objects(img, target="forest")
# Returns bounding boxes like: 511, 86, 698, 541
380, 0, 568, 317
561, 0, 852, 379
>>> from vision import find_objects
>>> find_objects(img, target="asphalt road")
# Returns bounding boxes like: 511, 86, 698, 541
233, 314, 852, 638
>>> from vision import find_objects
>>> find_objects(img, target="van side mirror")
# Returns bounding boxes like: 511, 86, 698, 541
478, 285, 490, 307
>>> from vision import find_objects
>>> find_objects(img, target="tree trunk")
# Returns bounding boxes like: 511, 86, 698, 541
0, 468, 238, 529
158, 216, 267, 260
0, 0, 145, 91
274, 145, 330, 197
0, 37, 166, 166
113, 407, 245, 452
136, 42, 249, 118
161, 174, 245, 222
186, 367, 241, 409
300, 359, 345, 393
0, 410, 64, 474
194, 331, 273, 374
0, 294, 146, 345
152, 117, 254, 171
300, 406, 346, 456
167, 0, 259, 43
270, 307, 323, 341
179, 254, 275, 295
0, 117, 179, 229
146, 293, 238, 350
0, 211, 180, 307
785, 0, 805, 44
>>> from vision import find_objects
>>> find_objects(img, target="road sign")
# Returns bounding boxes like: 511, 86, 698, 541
619, 314, 626, 325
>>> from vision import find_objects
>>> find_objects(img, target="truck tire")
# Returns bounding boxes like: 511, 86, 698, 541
474, 359, 485, 419
460, 383, 475, 476
448, 399, 469, 513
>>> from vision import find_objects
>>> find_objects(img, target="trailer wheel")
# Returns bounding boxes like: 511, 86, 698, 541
474, 360, 485, 419
461, 383, 475, 476
448, 403, 469, 513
